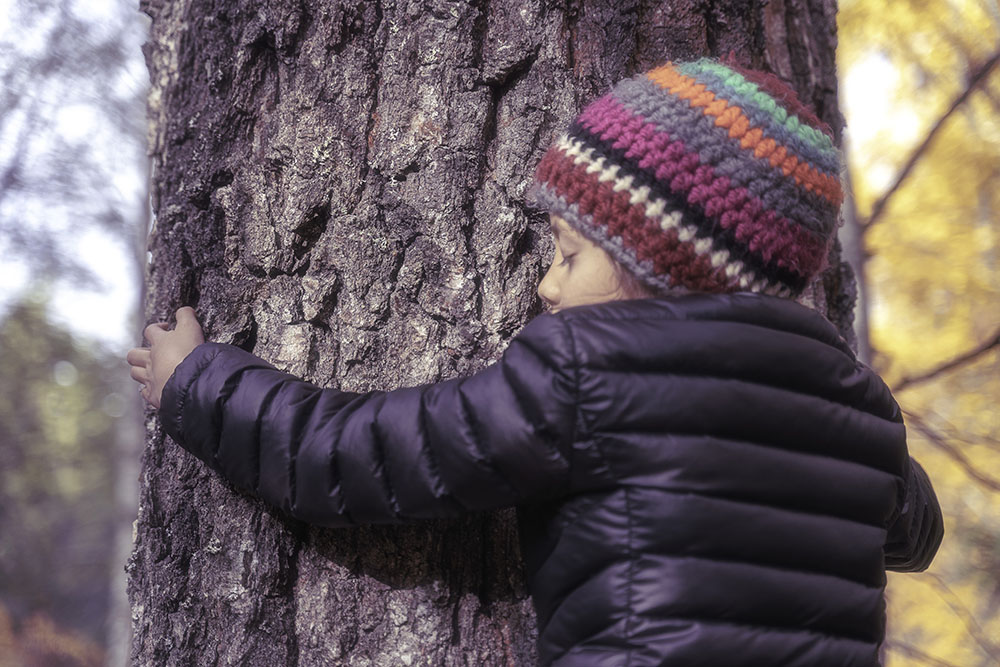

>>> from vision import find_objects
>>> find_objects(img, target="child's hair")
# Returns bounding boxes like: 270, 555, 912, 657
609, 260, 687, 300
530, 58, 842, 299
611, 260, 657, 299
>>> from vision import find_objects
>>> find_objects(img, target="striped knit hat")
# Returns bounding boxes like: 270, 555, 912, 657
531, 58, 842, 298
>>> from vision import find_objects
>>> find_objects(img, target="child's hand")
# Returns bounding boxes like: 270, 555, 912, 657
127, 306, 205, 409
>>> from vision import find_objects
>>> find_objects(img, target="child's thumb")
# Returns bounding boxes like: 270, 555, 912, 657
175, 306, 200, 328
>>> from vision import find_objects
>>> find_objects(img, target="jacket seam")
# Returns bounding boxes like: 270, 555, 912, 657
456, 383, 520, 500
614, 480, 894, 532
499, 357, 571, 470
658, 550, 888, 592
247, 374, 288, 495
172, 346, 222, 443
370, 394, 402, 518
540, 522, 888, 623
624, 486, 637, 667
556, 308, 853, 358
593, 427, 906, 486
582, 367, 899, 423
551, 613, 880, 660
560, 317, 587, 457
280, 386, 325, 517
883, 454, 912, 532
320, 395, 374, 524
416, 389, 465, 513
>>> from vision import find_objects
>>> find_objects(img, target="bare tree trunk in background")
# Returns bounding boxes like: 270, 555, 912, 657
839, 150, 873, 366
127, 1, 847, 664
108, 157, 152, 667
107, 386, 143, 667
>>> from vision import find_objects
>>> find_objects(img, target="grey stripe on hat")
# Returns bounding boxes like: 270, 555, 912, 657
606, 76, 838, 237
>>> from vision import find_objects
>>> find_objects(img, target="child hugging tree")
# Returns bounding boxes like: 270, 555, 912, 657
128, 58, 944, 667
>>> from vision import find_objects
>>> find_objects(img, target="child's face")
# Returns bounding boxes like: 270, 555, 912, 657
538, 215, 628, 313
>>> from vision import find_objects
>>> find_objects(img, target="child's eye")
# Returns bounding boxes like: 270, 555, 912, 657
559, 253, 575, 267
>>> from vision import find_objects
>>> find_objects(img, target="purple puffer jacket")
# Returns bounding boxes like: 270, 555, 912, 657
160, 292, 943, 666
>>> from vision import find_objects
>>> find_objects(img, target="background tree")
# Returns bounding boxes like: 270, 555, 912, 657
0, 1, 148, 664
0, 294, 125, 666
0, 0, 147, 289
129, 1, 846, 664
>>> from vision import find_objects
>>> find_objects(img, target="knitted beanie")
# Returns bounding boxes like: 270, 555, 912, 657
530, 58, 842, 298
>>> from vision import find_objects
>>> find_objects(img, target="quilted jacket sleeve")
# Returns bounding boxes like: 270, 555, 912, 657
158, 314, 578, 527
884, 457, 944, 572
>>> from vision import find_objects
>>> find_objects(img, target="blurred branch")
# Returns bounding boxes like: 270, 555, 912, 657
861, 48, 1000, 232
0, 0, 147, 288
0, 96, 43, 200
921, 572, 1000, 662
894, 325, 1000, 392
914, 408, 1000, 453
883, 640, 965, 667
905, 411, 1000, 493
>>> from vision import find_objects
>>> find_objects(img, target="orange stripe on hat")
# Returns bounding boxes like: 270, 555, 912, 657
646, 64, 842, 207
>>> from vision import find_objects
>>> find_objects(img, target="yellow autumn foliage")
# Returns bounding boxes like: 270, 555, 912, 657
840, 1, 1000, 665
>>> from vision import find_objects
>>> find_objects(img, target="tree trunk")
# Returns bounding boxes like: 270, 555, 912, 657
128, 1, 847, 664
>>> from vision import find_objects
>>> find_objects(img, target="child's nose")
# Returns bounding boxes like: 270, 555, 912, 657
537, 265, 558, 309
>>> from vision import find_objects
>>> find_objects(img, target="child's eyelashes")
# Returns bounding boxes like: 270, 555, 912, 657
559, 253, 575, 267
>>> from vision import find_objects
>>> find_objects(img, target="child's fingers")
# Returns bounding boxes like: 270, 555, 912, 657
126, 347, 151, 366
175, 306, 199, 326
144, 321, 170, 342
138, 383, 157, 407
130, 365, 151, 384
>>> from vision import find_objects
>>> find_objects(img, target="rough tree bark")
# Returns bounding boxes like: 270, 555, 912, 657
128, 1, 847, 664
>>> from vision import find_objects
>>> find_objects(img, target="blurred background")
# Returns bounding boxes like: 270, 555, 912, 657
0, 0, 997, 665
839, 1, 1000, 665
0, 0, 147, 665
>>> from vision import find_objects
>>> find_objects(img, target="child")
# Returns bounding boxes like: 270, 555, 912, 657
127, 58, 944, 666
